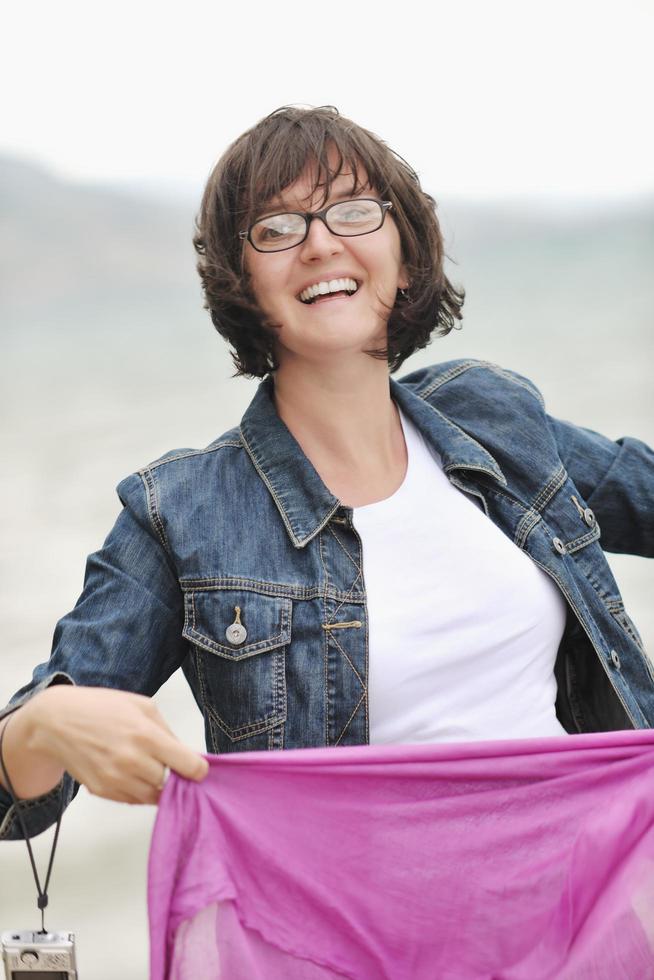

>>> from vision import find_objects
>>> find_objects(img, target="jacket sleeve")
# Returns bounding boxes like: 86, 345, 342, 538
0, 471, 188, 840
546, 415, 654, 558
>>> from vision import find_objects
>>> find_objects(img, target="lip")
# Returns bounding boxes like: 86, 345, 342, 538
295, 274, 361, 302
300, 290, 360, 309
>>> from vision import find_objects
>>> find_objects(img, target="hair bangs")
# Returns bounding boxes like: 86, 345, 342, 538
245, 127, 371, 224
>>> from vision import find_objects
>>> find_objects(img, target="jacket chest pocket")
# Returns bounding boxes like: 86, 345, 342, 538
183, 588, 290, 741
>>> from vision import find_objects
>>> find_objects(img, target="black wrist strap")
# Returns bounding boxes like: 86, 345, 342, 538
0, 713, 65, 934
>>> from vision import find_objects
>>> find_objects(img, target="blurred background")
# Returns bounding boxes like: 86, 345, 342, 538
1, 1, 653, 976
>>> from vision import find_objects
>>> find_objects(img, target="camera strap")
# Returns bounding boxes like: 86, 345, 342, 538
0, 715, 65, 934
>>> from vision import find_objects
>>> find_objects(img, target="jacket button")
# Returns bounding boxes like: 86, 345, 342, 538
552, 537, 567, 556
610, 649, 621, 669
226, 623, 247, 645
225, 605, 247, 645
583, 507, 596, 527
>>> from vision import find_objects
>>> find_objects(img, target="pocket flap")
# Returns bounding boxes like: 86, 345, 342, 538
183, 589, 292, 660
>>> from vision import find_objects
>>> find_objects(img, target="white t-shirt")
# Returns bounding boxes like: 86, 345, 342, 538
353, 405, 568, 744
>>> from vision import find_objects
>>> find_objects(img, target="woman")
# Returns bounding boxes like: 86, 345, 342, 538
1, 105, 653, 839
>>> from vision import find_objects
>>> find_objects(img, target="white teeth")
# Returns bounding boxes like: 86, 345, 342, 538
298, 277, 359, 304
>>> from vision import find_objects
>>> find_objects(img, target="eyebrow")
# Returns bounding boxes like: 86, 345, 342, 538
262, 182, 373, 215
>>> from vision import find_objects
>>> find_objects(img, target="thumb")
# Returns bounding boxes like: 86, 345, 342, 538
160, 736, 210, 783
192, 755, 210, 781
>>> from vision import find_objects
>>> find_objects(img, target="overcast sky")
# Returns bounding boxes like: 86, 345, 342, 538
2, 0, 653, 202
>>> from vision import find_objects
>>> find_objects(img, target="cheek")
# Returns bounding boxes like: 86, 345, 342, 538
368, 228, 403, 279
246, 272, 273, 310
247, 258, 292, 310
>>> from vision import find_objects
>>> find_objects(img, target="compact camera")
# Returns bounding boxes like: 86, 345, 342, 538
1, 931, 77, 978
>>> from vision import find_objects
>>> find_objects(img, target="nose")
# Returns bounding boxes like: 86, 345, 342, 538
298, 215, 344, 262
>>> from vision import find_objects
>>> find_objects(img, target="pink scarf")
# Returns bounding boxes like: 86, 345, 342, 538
148, 730, 654, 979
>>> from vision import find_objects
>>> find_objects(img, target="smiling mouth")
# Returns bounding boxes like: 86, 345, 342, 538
297, 278, 360, 305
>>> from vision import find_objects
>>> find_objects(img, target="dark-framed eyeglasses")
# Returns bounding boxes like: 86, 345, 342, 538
239, 198, 393, 253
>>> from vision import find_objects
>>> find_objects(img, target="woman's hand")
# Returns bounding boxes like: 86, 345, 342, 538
21, 685, 209, 805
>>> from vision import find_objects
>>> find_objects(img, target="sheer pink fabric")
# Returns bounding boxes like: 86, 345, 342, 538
148, 731, 654, 979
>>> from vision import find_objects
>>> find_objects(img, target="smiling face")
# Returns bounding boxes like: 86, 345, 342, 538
242, 150, 408, 371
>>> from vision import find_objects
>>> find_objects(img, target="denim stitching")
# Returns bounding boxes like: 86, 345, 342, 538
418, 360, 545, 411
197, 641, 287, 738
513, 520, 600, 650
142, 440, 242, 473
205, 698, 285, 740
195, 648, 285, 740
419, 360, 481, 396
320, 523, 367, 745
139, 469, 170, 553
515, 466, 567, 549
206, 713, 220, 754
609, 608, 650, 666
179, 578, 359, 603
241, 428, 340, 547
352, 522, 370, 744
183, 592, 291, 660
188, 591, 196, 633
330, 524, 367, 744
187, 595, 288, 739
564, 527, 601, 554
424, 407, 505, 481
532, 466, 567, 512
319, 527, 351, 630
192, 648, 207, 706
327, 525, 365, 608
514, 512, 541, 549
318, 528, 331, 746
526, 553, 640, 727
326, 630, 366, 691
275, 637, 287, 732
443, 463, 505, 487
335, 692, 366, 746
268, 722, 285, 751
184, 625, 289, 660
240, 428, 306, 547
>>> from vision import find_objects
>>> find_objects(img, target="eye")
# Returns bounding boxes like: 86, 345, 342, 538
327, 199, 382, 233
260, 226, 286, 240
340, 205, 369, 221
250, 213, 305, 249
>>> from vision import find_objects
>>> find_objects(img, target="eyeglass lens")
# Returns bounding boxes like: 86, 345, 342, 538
249, 199, 383, 252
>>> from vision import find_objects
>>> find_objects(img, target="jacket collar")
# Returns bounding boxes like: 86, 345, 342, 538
239, 373, 505, 548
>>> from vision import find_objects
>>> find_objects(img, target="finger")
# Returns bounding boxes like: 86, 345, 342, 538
129, 758, 171, 792
87, 774, 162, 806
154, 733, 209, 782
123, 776, 162, 805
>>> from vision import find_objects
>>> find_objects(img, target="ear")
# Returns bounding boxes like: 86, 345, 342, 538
398, 263, 410, 292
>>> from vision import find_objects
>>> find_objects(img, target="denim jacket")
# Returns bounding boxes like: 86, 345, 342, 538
2, 358, 653, 840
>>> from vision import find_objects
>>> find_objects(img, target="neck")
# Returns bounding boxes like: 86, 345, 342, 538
271, 355, 405, 491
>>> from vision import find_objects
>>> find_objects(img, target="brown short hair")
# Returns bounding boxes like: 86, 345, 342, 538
193, 105, 464, 378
